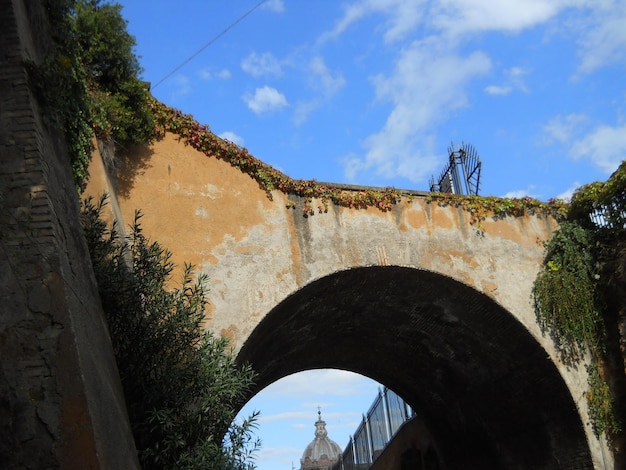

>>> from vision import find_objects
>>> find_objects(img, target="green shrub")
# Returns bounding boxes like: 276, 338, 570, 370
82, 195, 259, 469
73, 0, 155, 144
32, 0, 156, 190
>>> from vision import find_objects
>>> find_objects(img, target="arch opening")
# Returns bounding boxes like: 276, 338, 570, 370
235, 369, 382, 469
237, 266, 593, 469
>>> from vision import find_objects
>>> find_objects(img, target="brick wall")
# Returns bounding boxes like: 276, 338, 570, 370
0, 1, 139, 467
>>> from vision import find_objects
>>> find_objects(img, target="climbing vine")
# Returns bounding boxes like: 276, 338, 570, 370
425, 192, 568, 227
532, 222, 601, 363
533, 161, 626, 441
151, 99, 400, 215
587, 363, 621, 437
150, 99, 568, 222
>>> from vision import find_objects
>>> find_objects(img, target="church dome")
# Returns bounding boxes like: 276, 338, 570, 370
300, 411, 342, 469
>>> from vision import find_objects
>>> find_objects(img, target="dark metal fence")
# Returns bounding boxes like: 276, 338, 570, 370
332, 387, 413, 470
589, 198, 626, 230
429, 142, 482, 196
353, 418, 370, 466
367, 392, 388, 460
338, 438, 356, 470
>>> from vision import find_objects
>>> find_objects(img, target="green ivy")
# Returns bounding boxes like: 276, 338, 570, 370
532, 222, 601, 363
586, 363, 621, 437
533, 161, 626, 440
28, 1, 94, 190
72, 0, 155, 145
569, 161, 626, 232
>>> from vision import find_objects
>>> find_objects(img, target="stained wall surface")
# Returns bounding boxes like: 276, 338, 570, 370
86, 133, 612, 468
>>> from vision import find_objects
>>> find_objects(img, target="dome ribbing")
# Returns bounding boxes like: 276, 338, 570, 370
300, 411, 342, 470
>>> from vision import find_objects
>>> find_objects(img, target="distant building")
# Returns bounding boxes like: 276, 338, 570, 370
301, 411, 343, 470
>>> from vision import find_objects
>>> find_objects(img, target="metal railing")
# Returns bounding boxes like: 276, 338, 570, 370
589, 197, 626, 230
429, 142, 482, 196
333, 387, 413, 470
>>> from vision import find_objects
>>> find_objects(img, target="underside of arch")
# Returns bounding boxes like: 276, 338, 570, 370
237, 266, 593, 469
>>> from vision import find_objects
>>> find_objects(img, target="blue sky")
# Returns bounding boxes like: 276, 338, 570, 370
235, 370, 381, 469
116, 1, 626, 468
120, 0, 625, 201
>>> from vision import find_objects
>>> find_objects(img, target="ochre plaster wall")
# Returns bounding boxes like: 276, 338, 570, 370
85, 123, 609, 469
88, 133, 558, 351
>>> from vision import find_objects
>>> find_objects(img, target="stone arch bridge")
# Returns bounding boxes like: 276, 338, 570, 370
86, 134, 608, 469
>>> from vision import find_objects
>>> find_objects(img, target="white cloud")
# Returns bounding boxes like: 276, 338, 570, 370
241, 52, 284, 78
432, 0, 567, 37
485, 66, 530, 96
501, 186, 539, 199
243, 86, 289, 114
317, 2, 371, 44
169, 74, 192, 99
259, 411, 312, 423
318, 0, 427, 44
575, 1, 626, 74
320, 1, 623, 75
382, 0, 427, 42
262, 0, 285, 13
570, 123, 626, 173
485, 85, 513, 96
262, 370, 378, 398
344, 40, 491, 183
310, 57, 346, 95
219, 131, 245, 147
370, 42, 492, 128
199, 68, 231, 80
321, 0, 575, 44
293, 99, 320, 127
253, 446, 302, 465
542, 115, 625, 174
293, 57, 346, 125
507, 66, 531, 92
542, 113, 588, 144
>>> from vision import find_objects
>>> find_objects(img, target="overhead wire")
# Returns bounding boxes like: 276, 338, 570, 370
152, 0, 268, 89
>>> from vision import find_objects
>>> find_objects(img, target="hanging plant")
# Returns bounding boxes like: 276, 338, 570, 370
533, 162, 626, 440
532, 221, 601, 363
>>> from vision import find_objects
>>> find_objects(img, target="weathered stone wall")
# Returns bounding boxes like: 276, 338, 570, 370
86, 134, 558, 353
0, 1, 138, 468
86, 132, 613, 468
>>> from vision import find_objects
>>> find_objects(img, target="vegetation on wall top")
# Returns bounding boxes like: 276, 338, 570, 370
33, 0, 569, 225
150, 99, 400, 215
30, 0, 156, 190
150, 98, 569, 224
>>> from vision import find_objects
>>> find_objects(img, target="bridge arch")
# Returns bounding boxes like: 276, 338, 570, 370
237, 265, 593, 469
83, 133, 604, 466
